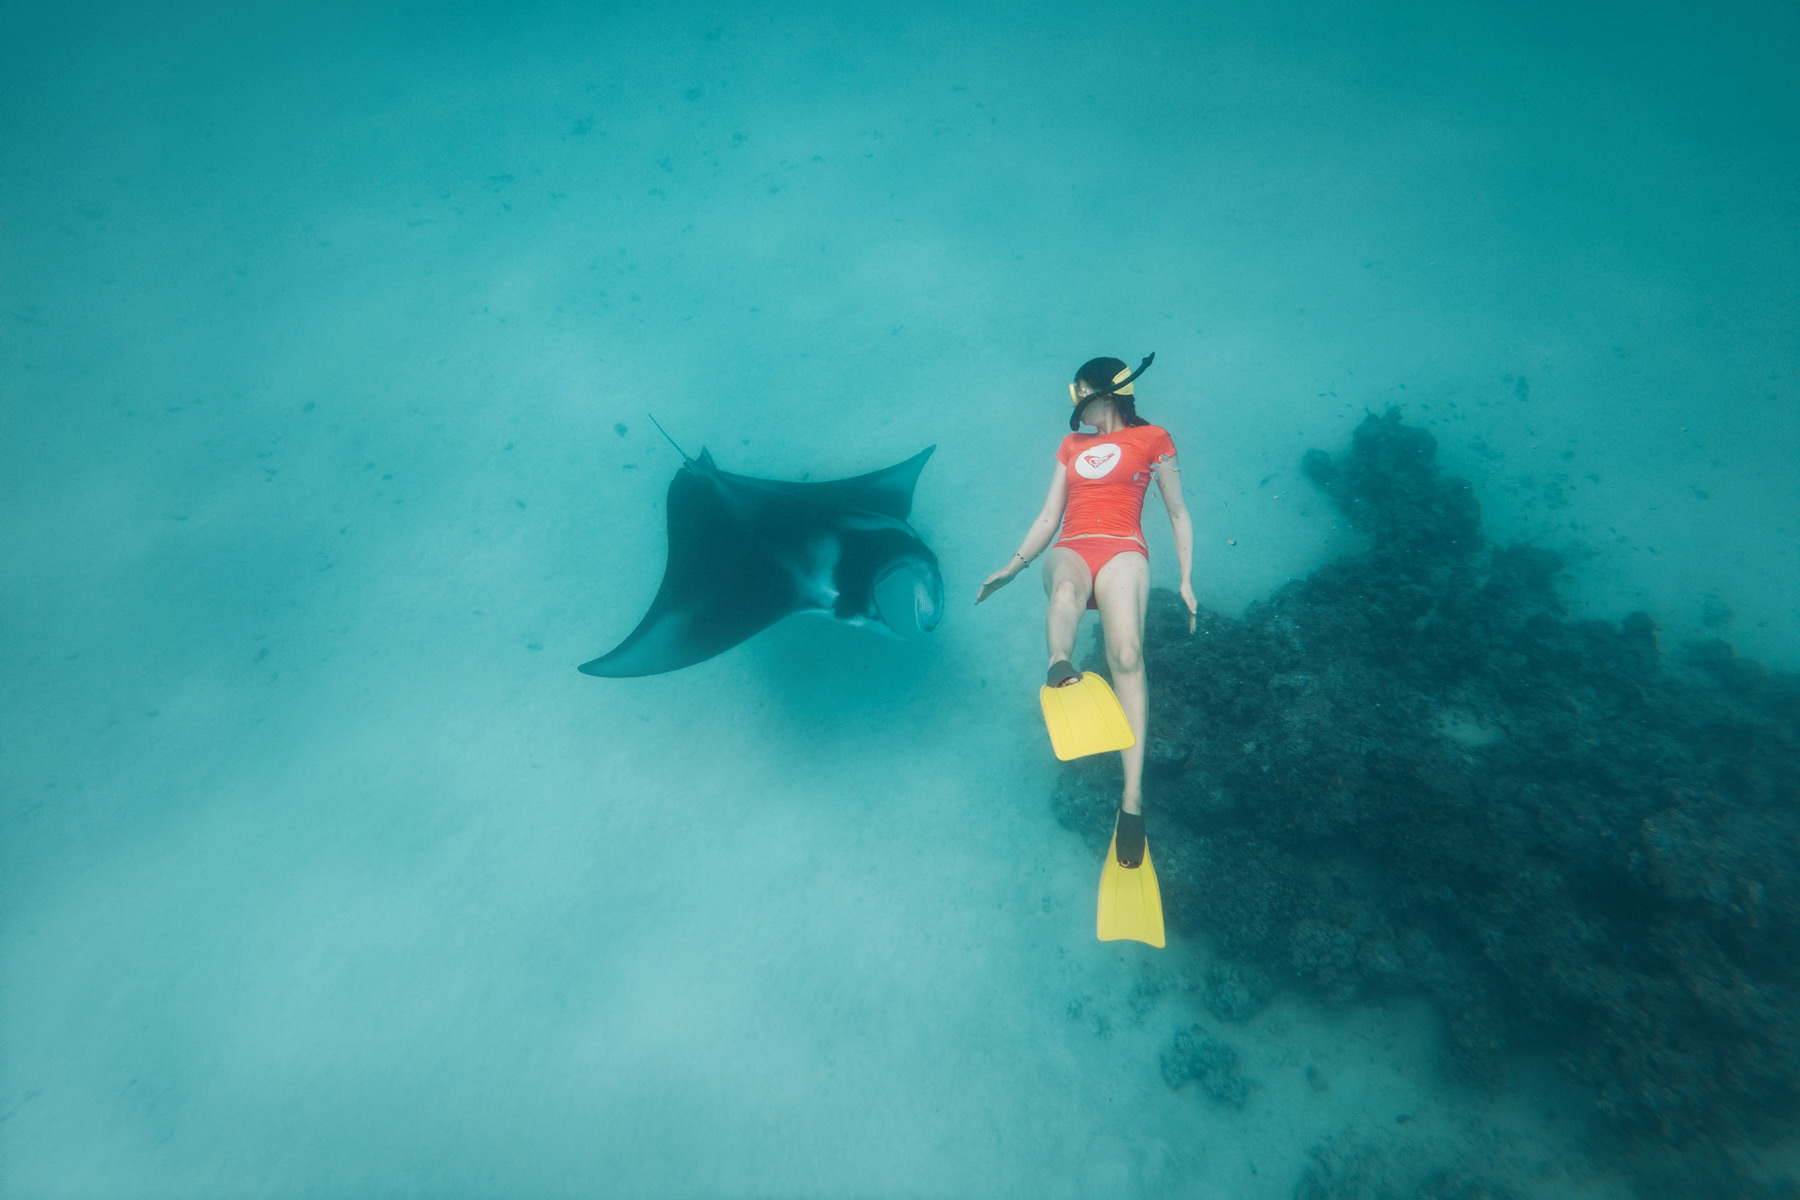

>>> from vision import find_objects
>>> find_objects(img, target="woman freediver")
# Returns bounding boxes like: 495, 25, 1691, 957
976, 354, 1196, 882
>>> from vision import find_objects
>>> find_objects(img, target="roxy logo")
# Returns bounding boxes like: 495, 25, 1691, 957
1075, 444, 1122, 479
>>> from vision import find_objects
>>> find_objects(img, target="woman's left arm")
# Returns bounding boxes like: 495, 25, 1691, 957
1155, 456, 1197, 633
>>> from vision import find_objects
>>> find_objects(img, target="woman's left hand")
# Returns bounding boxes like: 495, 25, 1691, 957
1179, 580, 1198, 634
975, 562, 1021, 604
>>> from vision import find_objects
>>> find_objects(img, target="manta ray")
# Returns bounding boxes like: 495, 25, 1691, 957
579, 434, 944, 678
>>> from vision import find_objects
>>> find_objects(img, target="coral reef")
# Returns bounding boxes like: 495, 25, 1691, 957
1292, 1133, 1517, 1200
1055, 410, 1800, 1179
1203, 960, 1274, 1023
1159, 1023, 1249, 1107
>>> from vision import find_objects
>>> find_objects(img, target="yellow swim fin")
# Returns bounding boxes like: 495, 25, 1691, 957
1097, 818, 1165, 948
1040, 667, 1136, 761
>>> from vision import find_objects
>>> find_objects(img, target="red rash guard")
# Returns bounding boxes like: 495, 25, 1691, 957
1055, 424, 1177, 544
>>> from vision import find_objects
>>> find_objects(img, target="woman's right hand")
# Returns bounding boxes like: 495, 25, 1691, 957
975, 562, 1023, 604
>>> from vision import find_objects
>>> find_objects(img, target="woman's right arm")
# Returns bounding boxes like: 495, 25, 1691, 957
976, 464, 1067, 603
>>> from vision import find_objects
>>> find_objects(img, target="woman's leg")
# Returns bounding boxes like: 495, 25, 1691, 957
1093, 551, 1151, 813
1041, 546, 1093, 670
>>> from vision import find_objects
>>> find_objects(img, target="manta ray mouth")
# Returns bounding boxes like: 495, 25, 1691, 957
872, 560, 943, 639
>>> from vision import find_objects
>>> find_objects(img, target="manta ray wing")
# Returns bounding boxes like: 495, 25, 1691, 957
577, 460, 806, 678
713, 445, 935, 521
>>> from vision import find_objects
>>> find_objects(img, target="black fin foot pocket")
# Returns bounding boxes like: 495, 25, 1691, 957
1116, 809, 1145, 868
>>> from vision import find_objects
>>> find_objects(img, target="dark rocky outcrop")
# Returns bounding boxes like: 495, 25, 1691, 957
1159, 1023, 1249, 1108
1055, 410, 1800, 1190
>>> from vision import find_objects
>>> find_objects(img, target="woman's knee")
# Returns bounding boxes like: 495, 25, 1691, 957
1049, 579, 1087, 608
1107, 637, 1144, 675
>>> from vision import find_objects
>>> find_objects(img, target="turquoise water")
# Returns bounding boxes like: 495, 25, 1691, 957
3, 2, 1797, 1196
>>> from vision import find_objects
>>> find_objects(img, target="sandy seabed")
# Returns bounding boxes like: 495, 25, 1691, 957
2, 2, 1795, 1196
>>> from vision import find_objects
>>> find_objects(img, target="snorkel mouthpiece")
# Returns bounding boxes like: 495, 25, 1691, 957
1069, 352, 1155, 430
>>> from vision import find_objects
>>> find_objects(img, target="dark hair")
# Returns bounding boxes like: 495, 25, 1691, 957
1070, 356, 1151, 431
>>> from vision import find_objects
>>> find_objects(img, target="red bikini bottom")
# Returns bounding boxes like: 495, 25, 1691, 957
1054, 537, 1148, 610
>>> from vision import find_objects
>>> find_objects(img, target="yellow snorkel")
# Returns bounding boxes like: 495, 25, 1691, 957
1069, 353, 1155, 430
